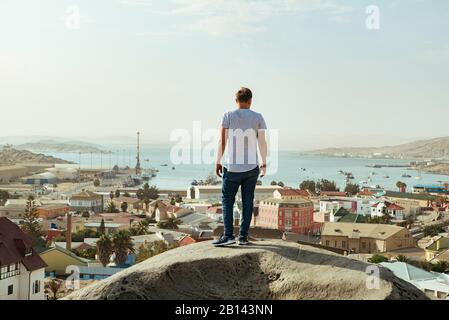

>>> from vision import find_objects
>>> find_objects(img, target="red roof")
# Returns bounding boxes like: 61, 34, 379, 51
207, 206, 223, 214
358, 189, 374, 196
278, 189, 310, 197
0, 217, 47, 271
372, 203, 381, 208
386, 203, 404, 211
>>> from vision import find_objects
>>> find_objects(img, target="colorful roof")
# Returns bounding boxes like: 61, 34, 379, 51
386, 203, 405, 211
0, 217, 47, 271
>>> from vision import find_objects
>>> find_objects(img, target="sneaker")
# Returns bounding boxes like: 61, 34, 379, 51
238, 237, 250, 245
213, 235, 236, 247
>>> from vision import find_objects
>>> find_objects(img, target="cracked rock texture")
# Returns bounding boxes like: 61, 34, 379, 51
63, 240, 428, 300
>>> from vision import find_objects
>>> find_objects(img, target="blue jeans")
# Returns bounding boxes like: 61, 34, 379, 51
222, 166, 260, 239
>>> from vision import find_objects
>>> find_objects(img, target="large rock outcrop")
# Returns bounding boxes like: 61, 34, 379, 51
64, 240, 428, 300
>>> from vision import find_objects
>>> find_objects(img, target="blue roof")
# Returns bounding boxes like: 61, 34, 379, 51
414, 184, 445, 189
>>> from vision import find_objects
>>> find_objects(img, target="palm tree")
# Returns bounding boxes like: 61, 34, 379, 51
396, 181, 407, 192
136, 183, 159, 212
98, 218, 106, 235
395, 255, 409, 263
112, 231, 134, 266
131, 220, 149, 236
106, 201, 118, 213
96, 234, 113, 267
432, 261, 449, 273
368, 254, 389, 264
121, 201, 128, 212
45, 278, 63, 300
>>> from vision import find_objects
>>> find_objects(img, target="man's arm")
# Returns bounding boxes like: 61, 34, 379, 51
258, 129, 267, 177
215, 126, 228, 177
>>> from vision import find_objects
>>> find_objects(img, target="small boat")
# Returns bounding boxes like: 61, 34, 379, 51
172, 166, 175, 170
402, 174, 412, 178
161, 164, 168, 167
338, 170, 344, 174
384, 175, 390, 179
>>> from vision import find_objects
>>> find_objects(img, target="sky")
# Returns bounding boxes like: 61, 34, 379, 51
0, 0, 448, 151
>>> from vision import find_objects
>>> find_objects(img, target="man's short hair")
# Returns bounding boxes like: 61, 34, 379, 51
236, 87, 253, 103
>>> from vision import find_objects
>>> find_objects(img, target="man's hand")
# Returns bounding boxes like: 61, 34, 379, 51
216, 163, 223, 178
260, 164, 266, 178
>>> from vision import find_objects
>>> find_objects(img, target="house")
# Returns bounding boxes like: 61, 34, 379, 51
257, 197, 318, 235
380, 262, 449, 299
186, 185, 284, 202
39, 244, 89, 276
36, 204, 70, 219
84, 222, 121, 234
320, 191, 347, 197
412, 184, 449, 196
371, 201, 405, 221
321, 222, 415, 253
357, 188, 375, 198
154, 202, 194, 222
383, 191, 436, 216
206, 206, 223, 221
0, 217, 47, 300
23, 172, 58, 185
273, 189, 311, 199
319, 197, 372, 216
70, 190, 104, 213
425, 236, 449, 261
178, 235, 197, 247
112, 196, 144, 212
0, 199, 70, 219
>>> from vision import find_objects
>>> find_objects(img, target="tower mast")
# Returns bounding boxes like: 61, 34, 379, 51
136, 131, 142, 175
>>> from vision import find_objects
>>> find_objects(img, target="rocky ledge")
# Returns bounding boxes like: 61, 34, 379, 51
64, 240, 428, 300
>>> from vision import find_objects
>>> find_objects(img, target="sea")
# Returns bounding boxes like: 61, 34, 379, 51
42, 145, 449, 191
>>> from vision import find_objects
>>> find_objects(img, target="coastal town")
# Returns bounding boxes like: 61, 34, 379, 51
1, 139, 449, 301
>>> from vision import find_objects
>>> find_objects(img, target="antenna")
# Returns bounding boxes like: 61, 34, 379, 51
136, 131, 142, 175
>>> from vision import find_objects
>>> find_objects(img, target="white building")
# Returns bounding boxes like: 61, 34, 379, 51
70, 190, 104, 213
380, 262, 449, 300
186, 185, 284, 202
0, 217, 47, 300
371, 201, 405, 220
319, 197, 373, 216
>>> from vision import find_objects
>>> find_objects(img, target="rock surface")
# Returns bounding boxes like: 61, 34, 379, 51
64, 240, 428, 300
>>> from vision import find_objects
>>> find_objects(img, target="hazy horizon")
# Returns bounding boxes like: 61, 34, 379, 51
1, 0, 448, 151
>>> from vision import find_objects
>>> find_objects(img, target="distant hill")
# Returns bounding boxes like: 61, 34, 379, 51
16, 140, 110, 154
0, 145, 74, 166
305, 137, 449, 160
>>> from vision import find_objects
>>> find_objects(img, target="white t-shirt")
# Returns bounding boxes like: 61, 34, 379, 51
221, 109, 267, 173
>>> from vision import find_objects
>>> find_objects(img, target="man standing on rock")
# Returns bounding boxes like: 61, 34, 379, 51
214, 87, 268, 246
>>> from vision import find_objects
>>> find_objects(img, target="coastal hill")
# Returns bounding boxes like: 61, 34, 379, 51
16, 140, 109, 154
305, 137, 449, 160
0, 145, 73, 166
64, 240, 427, 300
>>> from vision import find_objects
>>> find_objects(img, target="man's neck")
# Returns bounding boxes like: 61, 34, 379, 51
237, 104, 251, 109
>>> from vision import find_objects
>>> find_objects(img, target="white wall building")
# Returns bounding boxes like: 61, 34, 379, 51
0, 217, 47, 300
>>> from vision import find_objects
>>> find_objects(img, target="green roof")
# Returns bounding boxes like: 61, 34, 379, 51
338, 213, 367, 223
334, 207, 351, 217
384, 191, 436, 201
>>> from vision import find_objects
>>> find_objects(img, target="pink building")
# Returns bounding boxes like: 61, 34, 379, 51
258, 195, 318, 235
